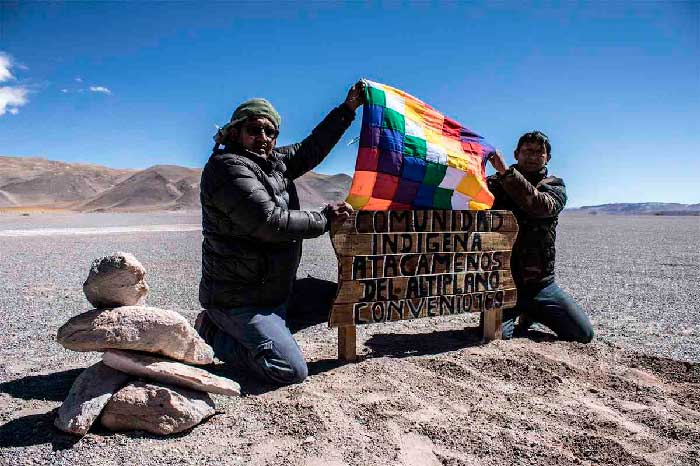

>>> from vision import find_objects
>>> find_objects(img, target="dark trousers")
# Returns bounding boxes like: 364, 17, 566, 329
194, 278, 338, 386
501, 281, 594, 343
195, 304, 308, 385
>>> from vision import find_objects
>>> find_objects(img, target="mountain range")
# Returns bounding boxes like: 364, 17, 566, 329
1, 156, 696, 215
0, 156, 351, 212
568, 203, 700, 216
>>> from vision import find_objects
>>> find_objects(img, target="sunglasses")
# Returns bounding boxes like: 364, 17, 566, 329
244, 124, 279, 138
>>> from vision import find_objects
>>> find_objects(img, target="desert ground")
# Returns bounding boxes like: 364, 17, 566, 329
0, 212, 698, 466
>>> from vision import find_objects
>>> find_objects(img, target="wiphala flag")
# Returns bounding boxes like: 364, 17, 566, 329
347, 80, 495, 211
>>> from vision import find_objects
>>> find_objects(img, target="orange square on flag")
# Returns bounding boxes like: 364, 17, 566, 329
348, 171, 377, 197
363, 197, 393, 210
422, 106, 444, 133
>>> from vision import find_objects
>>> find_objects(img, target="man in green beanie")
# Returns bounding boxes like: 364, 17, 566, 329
196, 81, 365, 385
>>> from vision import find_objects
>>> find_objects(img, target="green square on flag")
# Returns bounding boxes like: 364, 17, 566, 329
382, 108, 405, 133
433, 187, 453, 209
404, 135, 427, 158
366, 86, 386, 107
424, 162, 447, 186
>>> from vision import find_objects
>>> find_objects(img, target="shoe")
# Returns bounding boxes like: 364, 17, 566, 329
513, 313, 533, 337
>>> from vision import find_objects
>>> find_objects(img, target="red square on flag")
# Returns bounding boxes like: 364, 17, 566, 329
442, 116, 462, 139
356, 147, 379, 171
372, 173, 400, 200
388, 201, 411, 210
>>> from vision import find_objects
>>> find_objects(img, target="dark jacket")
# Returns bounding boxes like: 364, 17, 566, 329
487, 165, 567, 292
199, 104, 355, 309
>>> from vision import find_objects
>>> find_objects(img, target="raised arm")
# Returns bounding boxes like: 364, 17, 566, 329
277, 81, 365, 180
488, 151, 567, 217
499, 168, 567, 217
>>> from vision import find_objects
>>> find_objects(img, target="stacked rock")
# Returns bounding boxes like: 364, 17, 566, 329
54, 252, 239, 437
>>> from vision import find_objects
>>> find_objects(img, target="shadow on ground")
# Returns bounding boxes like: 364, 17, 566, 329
0, 410, 80, 450
0, 368, 83, 402
286, 276, 335, 333
364, 327, 484, 358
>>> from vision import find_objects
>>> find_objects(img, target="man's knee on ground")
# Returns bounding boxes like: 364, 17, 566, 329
561, 324, 594, 344
254, 341, 308, 385
576, 325, 594, 344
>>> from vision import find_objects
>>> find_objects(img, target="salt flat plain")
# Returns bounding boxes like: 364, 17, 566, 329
1, 211, 696, 364
0, 212, 698, 466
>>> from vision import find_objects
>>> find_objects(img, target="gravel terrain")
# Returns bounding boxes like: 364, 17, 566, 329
0, 212, 698, 465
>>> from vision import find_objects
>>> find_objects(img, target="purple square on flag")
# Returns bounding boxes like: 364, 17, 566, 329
362, 104, 384, 129
479, 141, 495, 161
377, 150, 402, 176
394, 178, 420, 204
360, 126, 380, 148
378, 128, 404, 153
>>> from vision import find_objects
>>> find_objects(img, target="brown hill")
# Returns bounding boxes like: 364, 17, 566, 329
0, 156, 351, 212
79, 165, 202, 212
0, 156, 134, 209
296, 172, 352, 209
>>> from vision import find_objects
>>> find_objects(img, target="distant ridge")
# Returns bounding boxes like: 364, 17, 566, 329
0, 156, 351, 212
568, 203, 700, 216
79, 164, 202, 212
0, 156, 134, 209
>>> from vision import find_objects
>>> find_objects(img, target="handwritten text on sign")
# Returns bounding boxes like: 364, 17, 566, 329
329, 210, 518, 327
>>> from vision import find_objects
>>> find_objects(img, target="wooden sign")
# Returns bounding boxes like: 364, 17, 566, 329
329, 210, 518, 361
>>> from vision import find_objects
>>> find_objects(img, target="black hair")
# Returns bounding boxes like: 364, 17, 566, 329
516, 131, 551, 157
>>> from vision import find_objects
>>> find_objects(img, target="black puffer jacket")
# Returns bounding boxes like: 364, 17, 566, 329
487, 165, 567, 292
199, 104, 355, 309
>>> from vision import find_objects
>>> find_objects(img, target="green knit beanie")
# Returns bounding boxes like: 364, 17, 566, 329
214, 98, 281, 145
230, 98, 281, 129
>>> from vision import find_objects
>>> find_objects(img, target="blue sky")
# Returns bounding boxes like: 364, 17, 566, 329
0, 1, 697, 207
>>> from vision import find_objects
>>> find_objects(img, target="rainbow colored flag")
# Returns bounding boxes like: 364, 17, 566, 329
346, 80, 495, 211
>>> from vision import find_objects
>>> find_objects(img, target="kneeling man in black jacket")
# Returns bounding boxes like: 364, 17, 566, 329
195, 82, 364, 385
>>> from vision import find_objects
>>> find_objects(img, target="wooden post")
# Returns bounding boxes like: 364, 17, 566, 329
481, 308, 503, 342
338, 325, 357, 362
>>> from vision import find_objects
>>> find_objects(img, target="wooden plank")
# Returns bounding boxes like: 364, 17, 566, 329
329, 288, 517, 327
328, 209, 519, 334
331, 210, 518, 236
331, 231, 517, 257
339, 250, 512, 280
338, 326, 357, 362
334, 270, 515, 304
481, 308, 503, 342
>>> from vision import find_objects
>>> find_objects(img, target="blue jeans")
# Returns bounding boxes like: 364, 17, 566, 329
501, 282, 594, 343
195, 304, 308, 385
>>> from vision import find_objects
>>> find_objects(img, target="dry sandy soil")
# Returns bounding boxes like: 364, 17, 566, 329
0, 212, 698, 466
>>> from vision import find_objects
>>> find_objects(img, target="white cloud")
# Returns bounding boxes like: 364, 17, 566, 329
75, 77, 83, 83
60, 88, 69, 93
0, 52, 15, 83
89, 86, 112, 95
0, 52, 30, 116
0, 85, 29, 116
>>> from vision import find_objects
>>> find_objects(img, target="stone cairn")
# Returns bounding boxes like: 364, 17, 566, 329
54, 252, 240, 437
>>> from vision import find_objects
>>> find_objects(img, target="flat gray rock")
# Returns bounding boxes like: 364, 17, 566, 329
100, 382, 215, 435
83, 252, 149, 308
54, 362, 131, 436
57, 306, 214, 365
103, 350, 240, 396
